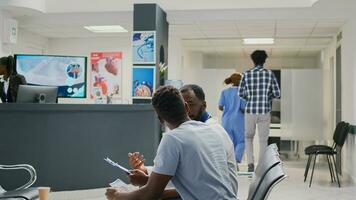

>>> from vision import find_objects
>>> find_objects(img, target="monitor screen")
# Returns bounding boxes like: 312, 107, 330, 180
17, 85, 58, 103
15, 54, 87, 98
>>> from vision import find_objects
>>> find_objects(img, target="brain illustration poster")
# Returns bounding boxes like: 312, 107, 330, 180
90, 52, 123, 101
132, 31, 156, 64
132, 66, 155, 99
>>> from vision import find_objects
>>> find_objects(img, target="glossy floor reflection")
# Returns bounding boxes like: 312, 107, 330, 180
50, 160, 356, 200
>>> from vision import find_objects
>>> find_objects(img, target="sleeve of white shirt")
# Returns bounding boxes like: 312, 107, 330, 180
152, 134, 180, 176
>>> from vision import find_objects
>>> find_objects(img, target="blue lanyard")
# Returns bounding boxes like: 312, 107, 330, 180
200, 111, 211, 123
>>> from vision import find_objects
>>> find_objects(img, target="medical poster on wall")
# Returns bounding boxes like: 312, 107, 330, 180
90, 52, 123, 102
132, 31, 156, 64
132, 66, 155, 99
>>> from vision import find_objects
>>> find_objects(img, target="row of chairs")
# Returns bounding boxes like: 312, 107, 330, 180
247, 144, 287, 200
304, 121, 350, 187
0, 164, 38, 199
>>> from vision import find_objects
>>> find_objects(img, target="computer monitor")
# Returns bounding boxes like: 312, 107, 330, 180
15, 54, 87, 98
17, 85, 58, 103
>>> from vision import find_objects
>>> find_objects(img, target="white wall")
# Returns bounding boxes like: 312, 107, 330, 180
48, 36, 132, 104
320, 41, 337, 141
281, 69, 323, 141
0, 10, 48, 56
167, 36, 183, 80
2, 24, 131, 104
13, 28, 49, 54
341, 7, 356, 182
180, 51, 235, 120
0, 0, 45, 13
0, 10, 12, 57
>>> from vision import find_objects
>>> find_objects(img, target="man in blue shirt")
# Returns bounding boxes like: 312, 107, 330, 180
238, 50, 280, 172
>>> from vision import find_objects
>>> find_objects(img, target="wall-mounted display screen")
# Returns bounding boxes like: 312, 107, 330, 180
15, 54, 87, 98
132, 66, 155, 99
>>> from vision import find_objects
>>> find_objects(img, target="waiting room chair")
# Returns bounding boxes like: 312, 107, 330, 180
247, 144, 284, 200
304, 121, 350, 187
0, 164, 38, 200
252, 163, 287, 200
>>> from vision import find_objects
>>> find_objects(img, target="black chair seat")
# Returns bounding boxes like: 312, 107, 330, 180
305, 145, 333, 154
315, 149, 337, 154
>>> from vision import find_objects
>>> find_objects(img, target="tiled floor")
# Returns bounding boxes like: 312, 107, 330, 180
50, 160, 356, 200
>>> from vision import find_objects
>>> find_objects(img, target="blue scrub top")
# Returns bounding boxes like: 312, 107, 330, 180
219, 87, 245, 134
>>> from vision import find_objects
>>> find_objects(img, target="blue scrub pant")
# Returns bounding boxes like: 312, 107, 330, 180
224, 125, 245, 163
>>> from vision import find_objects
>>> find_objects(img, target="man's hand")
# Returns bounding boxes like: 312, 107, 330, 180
128, 169, 149, 186
128, 152, 148, 174
105, 188, 120, 200
105, 172, 172, 200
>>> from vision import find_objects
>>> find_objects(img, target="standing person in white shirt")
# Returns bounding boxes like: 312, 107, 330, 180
106, 86, 237, 200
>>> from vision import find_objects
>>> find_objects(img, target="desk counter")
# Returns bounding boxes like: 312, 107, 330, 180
0, 104, 160, 191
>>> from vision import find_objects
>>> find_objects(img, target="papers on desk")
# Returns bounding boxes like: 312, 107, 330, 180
109, 178, 138, 192
104, 157, 139, 192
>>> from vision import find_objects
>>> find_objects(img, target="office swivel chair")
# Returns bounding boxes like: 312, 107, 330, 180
0, 164, 38, 200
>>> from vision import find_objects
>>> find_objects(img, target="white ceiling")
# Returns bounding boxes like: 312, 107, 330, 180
17, 12, 133, 38
15, 14, 344, 58
170, 19, 344, 38
44, 0, 320, 13
3, 0, 348, 59
175, 19, 343, 58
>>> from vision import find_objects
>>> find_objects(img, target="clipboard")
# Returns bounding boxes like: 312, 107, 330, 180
104, 157, 132, 175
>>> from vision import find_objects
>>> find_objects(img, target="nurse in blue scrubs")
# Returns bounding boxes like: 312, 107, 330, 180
219, 73, 246, 163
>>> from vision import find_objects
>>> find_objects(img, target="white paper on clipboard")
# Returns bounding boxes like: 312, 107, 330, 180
109, 178, 138, 192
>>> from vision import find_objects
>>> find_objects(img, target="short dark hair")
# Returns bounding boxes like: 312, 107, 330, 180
251, 50, 268, 66
0, 55, 15, 75
179, 84, 205, 101
152, 86, 187, 124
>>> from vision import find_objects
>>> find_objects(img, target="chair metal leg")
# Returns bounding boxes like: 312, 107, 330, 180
304, 155, 312, 182
326, 155, 334, 183
331, 155, 341, 187
329, 155, 337, 183
309, 154, 317, 187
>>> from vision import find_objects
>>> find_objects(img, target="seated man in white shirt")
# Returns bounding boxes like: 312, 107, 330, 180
128, 84, 239, 199
106, 86, 237, 200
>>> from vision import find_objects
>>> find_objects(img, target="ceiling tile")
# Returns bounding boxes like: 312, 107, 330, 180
311, 27, 340, 36
276, 20, 316, 29
240, 32, 275, 37
276, 28, 313, 37
275, 38, 307, 45
169, 24, 200, 32
196, 21, 237, 31
316, 19, 346, 28
209, 39, 243, 46
305, 38, 333, 45
182, 40, 212, 47
204, 31, 240, 38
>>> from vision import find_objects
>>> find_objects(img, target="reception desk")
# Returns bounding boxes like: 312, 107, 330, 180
0, 104, 160, 191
